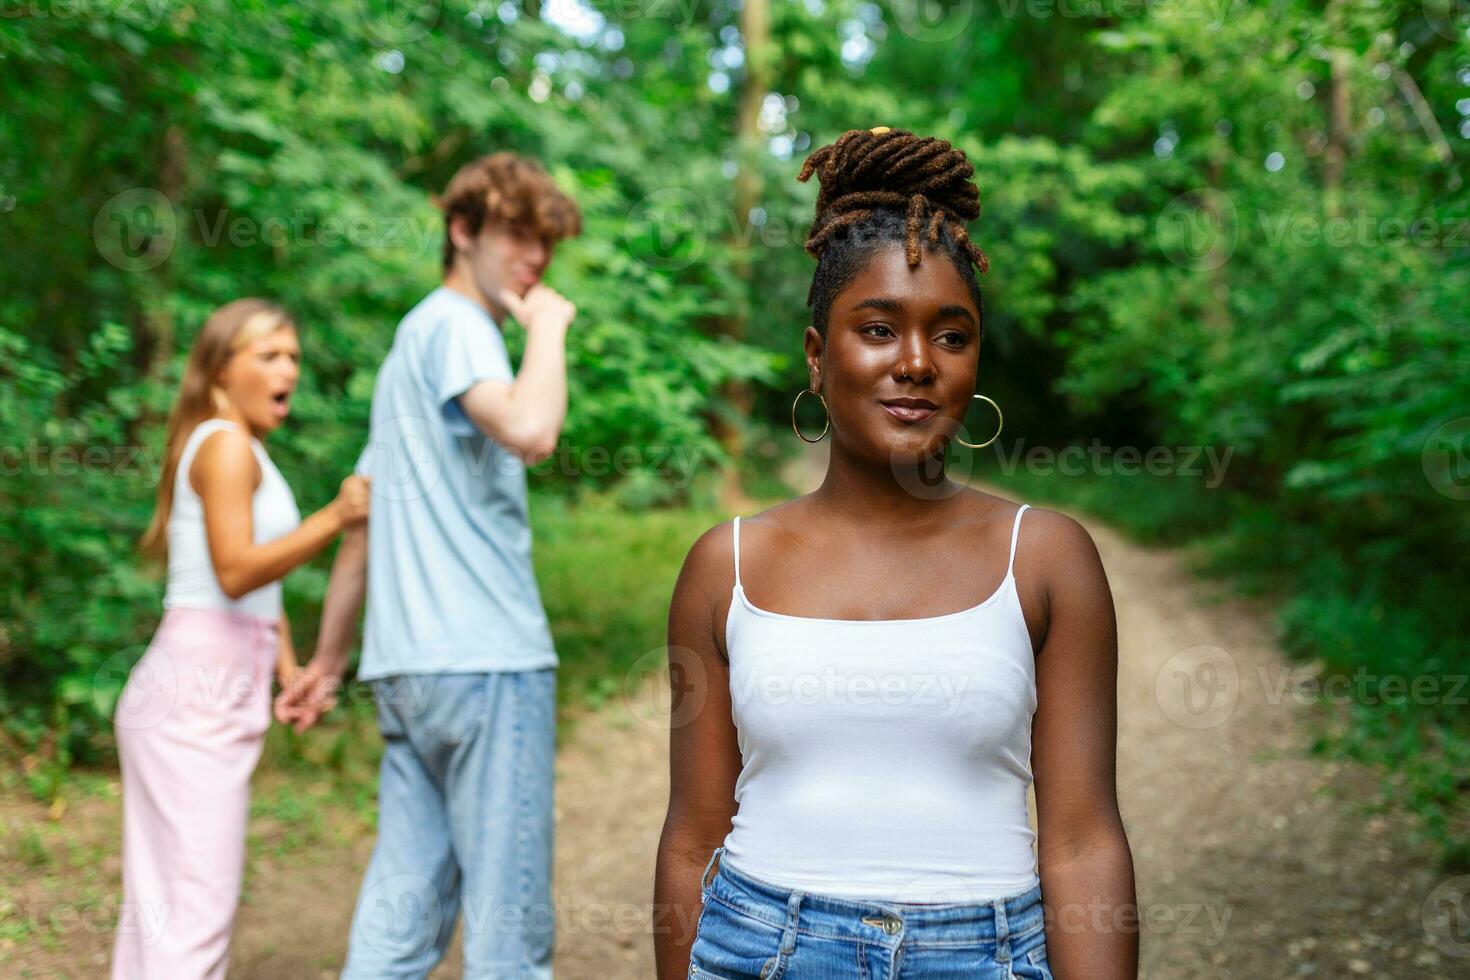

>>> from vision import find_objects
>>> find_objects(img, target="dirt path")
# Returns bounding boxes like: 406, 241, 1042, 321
540, 490, 1458, 979
3, 470, 1460, 978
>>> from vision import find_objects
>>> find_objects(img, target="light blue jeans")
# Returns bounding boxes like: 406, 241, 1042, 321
690, 847, 1054, 979
342, 671, 556, 980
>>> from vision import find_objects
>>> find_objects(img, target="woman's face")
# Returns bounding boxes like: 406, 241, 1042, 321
804, 244, 981, 466
215, 325, 301, 437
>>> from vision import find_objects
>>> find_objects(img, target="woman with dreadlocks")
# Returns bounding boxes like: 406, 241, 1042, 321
654, 128, 1137, 980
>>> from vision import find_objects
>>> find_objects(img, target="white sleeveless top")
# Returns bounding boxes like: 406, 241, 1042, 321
162, 419, 301, 622
720, 503, 1040, 903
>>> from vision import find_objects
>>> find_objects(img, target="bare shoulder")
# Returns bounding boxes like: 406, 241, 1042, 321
1018, 503, 1101, 561
193, 423, 254, 458
1012, 503, 1112, 609
675, 498, 810, 614
678, 517, 738, 599
190, 424, 259, 491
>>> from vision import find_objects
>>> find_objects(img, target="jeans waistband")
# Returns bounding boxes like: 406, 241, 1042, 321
699, 846, 1045, 950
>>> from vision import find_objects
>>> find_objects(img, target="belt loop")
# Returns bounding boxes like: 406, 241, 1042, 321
700, 846, 725, 899
993, 896, 1011, 963
779, 890, 802, 955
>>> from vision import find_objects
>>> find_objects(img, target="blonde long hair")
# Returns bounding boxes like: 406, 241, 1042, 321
139, 298, 296, 559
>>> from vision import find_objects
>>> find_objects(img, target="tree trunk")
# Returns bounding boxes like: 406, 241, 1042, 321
713, 0, 771, 511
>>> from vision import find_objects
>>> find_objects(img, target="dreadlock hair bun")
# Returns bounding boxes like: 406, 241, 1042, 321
797, 128, 989, 332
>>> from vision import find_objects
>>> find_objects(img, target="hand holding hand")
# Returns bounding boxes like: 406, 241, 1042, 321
273, 660, 342, 734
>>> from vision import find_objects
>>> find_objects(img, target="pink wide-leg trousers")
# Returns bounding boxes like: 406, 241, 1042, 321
111, 606, 278, 980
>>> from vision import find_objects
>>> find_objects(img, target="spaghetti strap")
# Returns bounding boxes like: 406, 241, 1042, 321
732, 516, 743, 589
1006, 504, 1029, 578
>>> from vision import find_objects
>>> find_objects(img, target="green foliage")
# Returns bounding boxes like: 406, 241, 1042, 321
2, 0, 1467, 863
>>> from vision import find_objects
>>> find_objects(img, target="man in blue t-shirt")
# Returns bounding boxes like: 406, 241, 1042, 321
277, 152, 580, 979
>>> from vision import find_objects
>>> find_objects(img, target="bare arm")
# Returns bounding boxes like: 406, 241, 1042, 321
194, 428, 369, 598
273, 524, 366, 732
276, 609, 298, 687
1029, 512, 1138, 980
457, 285, 575, 464
310, 523, 368, 677
653, 525, 743, 980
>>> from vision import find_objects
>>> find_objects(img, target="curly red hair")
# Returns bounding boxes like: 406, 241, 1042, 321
436, 152, 582, 271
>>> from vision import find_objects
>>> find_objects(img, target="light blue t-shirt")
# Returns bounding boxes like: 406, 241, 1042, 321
353, 286, 558, 680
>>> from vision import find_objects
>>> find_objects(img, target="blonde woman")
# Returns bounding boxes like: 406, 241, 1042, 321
112, 298, 369, 980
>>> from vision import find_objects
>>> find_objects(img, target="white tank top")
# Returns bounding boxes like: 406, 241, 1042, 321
162, 419, 301, 622
720, 503, 1040, 903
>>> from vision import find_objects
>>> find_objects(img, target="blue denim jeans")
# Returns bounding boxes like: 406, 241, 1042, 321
341, 671, 556, 980
690, 848, 1054, 980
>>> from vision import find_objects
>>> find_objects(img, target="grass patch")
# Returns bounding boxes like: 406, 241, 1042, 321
242, 494, 729, 850
533, 494, 726, 709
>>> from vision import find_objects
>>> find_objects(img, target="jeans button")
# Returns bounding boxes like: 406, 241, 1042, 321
884, 916, 901, 935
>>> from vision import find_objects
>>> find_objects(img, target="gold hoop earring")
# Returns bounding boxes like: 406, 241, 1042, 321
791, 388, 830, 443
954, 394, 1003, 449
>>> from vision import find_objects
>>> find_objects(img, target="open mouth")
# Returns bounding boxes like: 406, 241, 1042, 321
879, 397, 938, 423
270, 391, 291, 418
